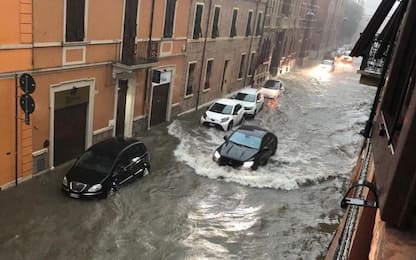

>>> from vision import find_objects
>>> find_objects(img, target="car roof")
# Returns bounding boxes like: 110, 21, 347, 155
214, 98, 239, 106
88, 137, 142, 160
237, 87, 259, 94
265, 79, 281, 83
233, 125, 271, 138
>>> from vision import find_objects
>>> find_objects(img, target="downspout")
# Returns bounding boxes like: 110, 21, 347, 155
252, 0, 268, 87
144, 0, 156, 129
195, 0, 213, 111
14, 74, 18, 186
244, 0, 260, 86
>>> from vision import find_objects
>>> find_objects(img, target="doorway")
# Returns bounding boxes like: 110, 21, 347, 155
54, 103, 87, 165
150, 83, 170, 126
53, 87, 89, 166
116, 79, 128, 137
221, 60, 230, 96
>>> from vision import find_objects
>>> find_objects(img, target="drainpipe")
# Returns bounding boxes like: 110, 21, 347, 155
195, 0, 213, 111
14, 74, 18, 186
244, 0, 260, 87
144, 0, 156, 128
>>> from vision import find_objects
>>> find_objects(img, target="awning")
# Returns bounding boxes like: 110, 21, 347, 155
350, 0, 397, 57
375, 0, 407, 58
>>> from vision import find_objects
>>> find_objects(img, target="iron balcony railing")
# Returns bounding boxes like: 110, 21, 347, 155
360, 35, 385, 74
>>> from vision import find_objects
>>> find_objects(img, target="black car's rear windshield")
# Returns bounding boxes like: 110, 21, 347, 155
209, 103, 233, 114
76, 150, 113, 174
235, 93, 256, 102
263, 80, 280, 89
229, 131, 262, 149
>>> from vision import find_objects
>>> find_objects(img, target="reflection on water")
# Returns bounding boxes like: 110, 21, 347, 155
264, 97, 280, 109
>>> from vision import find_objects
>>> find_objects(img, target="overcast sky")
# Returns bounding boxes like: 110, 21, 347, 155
363, 0, 382, 15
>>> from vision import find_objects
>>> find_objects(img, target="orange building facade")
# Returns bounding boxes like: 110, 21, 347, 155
0, 0, 190, 188
0, 0, 34, 188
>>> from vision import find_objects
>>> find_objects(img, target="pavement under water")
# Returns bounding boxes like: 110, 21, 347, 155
0, 64, 376, 259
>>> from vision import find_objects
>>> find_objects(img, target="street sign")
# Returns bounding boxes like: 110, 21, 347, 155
19, 73, 36, 94
20, 94, 35, 125
20, 94, 35, 114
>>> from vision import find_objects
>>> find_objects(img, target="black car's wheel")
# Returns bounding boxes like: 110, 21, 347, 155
142, 167, 150, 177
227, 121, 233, 131
272, 143, 278, 155
102, 184, 116, 198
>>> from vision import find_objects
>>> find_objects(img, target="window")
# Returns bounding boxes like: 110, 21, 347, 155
193, 4, 204, 39
282, 0, 291, 16
204, 59, 213, 90
230, 9, 238, 38
249, 53, 256, 76
255, 12, 263, 36
246, 11, 253, 37
234, 104, 242, 114
66, 0, 85, 42
211, 6, 220, 38
186, 63, 196, 96
163, 0, 177, 38
238, 54, 246, 79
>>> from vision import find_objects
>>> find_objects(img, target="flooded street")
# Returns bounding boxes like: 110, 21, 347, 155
0, 64, 376, 259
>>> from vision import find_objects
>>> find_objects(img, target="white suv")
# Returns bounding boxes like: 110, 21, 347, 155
200, 98, 245, 131
234, 87, 264, 117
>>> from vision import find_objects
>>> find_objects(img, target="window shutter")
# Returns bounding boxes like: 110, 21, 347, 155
66, 0, 85, 42
193, 5, 203, 39
246, 12, 252, 37
163, 0, 176, 38
212, 7, 220, 38
230, 9, 238, 37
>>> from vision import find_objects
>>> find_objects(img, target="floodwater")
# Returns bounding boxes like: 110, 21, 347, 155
0, 63, 376, 259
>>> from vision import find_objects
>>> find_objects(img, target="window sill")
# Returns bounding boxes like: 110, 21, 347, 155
184, 94, 194, 99
63, 41, 88, 47
202, 88, 210, 93
188, 38, 205, 43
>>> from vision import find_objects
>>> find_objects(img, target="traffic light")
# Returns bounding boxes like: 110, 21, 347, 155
19, 73, 36, 125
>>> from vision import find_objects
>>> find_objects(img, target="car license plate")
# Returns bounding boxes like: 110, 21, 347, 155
69, 193, 80, 198
209, 123, 215, 126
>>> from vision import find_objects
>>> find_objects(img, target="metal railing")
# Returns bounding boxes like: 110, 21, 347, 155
360, 35, 385, 74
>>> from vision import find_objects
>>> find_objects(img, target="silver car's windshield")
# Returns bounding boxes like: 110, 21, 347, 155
235, 93, 256, 102
264, 80, 280, 89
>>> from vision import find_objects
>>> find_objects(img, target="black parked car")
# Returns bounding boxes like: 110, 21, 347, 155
62, 137, 150, 199
213, 125, 277, 170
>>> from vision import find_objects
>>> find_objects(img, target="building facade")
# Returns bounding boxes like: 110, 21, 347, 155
0, 0, 342, 188
0, 0, 190, 188
182, 0, 267, 112
0, 0, 34, 188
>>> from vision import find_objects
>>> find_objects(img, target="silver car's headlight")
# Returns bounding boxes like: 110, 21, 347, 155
220, 117, 230, 123
87, 184, 102, 192
242, 161, 254, 168
62, 176, 68, 186
213, 151, 221, 161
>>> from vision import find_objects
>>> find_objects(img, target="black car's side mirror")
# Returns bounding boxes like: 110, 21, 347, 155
263, 146, 270, 151
223, 136, 229, 141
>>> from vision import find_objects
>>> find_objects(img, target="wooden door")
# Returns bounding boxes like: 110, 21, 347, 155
116, 79, 128, 137
54, 103, 87, 166
150, 83, 169, 126
121, 0, 139, 65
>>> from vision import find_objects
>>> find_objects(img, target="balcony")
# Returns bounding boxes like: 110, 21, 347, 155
113, 41, 159, 78
357, 36, 385, 87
